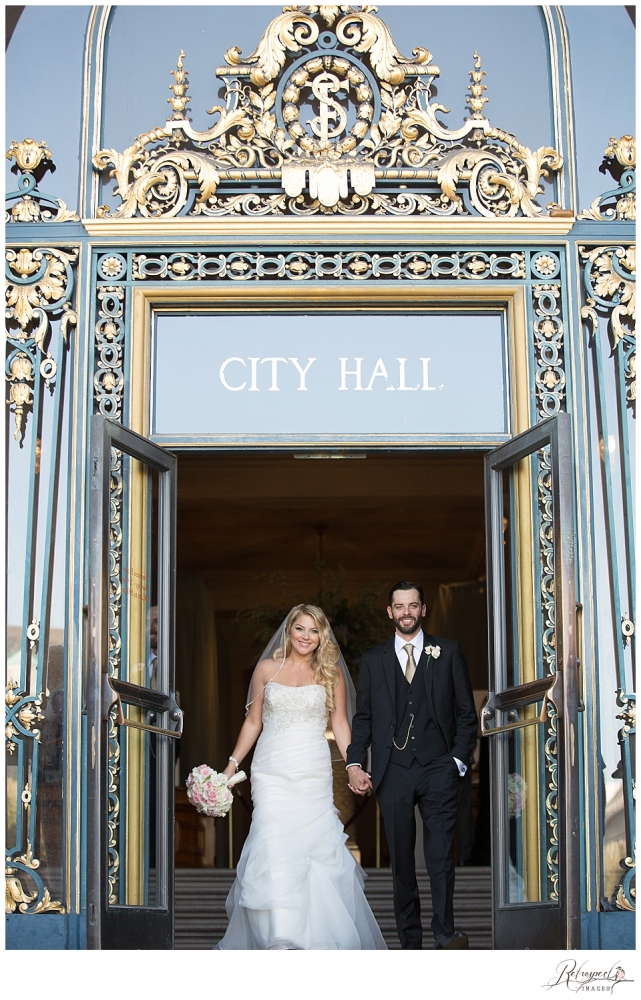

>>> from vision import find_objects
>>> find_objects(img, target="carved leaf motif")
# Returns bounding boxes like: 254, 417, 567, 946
604, 134, 636, 169
204, 103, 253, 142
380, 84, 394, 109
30, 888, 65, 913
437, 150, 495, 212
5, 874, 36, 913
93, 127, 169, 204
48, 200, 79, 223
590, 249, 636, 338
378, 111, 401, 139
519, 146, 563, 200
318, 7, 340, 28
6, 249, 73, 333
229, 11, 319, 86
593, 260, 627, 301
336, 10, 432, 84
185, 154, 222, 208
9, 354, 33, 381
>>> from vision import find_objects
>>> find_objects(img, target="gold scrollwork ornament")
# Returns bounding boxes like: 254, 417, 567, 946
6, 247, 78, 340
6, 139, 79, 223
5, 843, 64, 914
93, 8, 562, 219
578, 135, 636, 222
5, 681, 45, 753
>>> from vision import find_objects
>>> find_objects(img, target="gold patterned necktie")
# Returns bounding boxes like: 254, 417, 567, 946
403, 643, 417, 684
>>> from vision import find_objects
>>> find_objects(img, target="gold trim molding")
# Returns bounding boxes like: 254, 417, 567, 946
83, 216, 575, 238
129, 281, 529, 442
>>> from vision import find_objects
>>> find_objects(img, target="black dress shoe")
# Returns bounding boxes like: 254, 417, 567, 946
434, 931, 468, 950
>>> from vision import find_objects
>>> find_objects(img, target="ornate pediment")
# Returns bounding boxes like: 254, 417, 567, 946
94, 4, 562, 220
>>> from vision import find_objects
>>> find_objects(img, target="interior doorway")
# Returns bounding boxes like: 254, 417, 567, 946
173, 450, 490, 870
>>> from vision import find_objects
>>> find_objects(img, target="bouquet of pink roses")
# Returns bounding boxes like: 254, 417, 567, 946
185, 764, 246, 818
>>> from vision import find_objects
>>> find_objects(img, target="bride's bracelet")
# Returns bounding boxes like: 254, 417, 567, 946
229, 756, 240, 772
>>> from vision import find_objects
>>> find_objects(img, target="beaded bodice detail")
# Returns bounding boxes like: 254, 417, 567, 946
262, 682, 328, 734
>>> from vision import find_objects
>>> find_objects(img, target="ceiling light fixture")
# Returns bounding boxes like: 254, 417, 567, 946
293, 452, 367, 460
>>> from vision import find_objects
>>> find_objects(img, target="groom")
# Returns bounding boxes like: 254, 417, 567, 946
346, 581, 478, 950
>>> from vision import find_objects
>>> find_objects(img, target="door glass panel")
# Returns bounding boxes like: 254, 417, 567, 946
495, 450, 559, 907
486, 414, 577, 948
108, 448, 163, 908
504, 713, 552, 905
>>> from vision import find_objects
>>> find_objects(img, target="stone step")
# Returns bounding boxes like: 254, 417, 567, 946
174, 867, 493, 950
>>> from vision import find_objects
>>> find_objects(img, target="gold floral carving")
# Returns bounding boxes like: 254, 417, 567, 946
6, 248, 77, 340
223, 8, 321, 86
466, 51, 488, 119
5, 681, 45, 753
94, 5, 562, 218
168, 49, 191, 119
615, 850, 636, 912
581, 245, 635, 347
578, 135, 636, 222
6, 138, 52, 173
6, 247, 78, 439
5, 843, 65, 914
6, 139, 79, 224
581, 245, 636, 407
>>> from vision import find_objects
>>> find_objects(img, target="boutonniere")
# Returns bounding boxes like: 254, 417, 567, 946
425, 644, 441, 659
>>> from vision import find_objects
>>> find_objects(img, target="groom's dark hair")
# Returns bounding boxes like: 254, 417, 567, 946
388, 581, 425, 607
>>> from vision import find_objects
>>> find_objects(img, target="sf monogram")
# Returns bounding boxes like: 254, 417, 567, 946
307, 71, 349, 146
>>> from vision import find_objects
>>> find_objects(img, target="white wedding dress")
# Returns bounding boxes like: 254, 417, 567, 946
217, 682, 387, 950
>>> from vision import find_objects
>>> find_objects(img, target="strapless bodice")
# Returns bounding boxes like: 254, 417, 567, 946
262, 682, 328, 733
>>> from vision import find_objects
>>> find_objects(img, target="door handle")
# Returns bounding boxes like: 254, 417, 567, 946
481, 671, 562, 736
119, 713, 182, 739
102, 675, 182, 738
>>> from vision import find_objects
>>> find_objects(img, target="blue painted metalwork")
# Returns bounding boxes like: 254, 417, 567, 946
4, 138, 80, 920
4, 1, 635, 947
580, 241, 636, 912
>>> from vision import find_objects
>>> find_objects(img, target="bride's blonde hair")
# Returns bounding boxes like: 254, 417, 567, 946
276, 604, 341, 711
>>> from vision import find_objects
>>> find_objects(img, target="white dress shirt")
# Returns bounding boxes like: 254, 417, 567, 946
394, 630, 425, 676
396, 630, 466, 777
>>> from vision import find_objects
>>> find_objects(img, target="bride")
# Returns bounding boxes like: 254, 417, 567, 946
217, 604, 387, 950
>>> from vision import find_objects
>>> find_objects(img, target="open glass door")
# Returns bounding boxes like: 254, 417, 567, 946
483, 413, 580, 949
86, 416, 181, 949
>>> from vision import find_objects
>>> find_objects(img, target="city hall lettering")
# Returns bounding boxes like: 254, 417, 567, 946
153, 313, 507, 439
218, 357, 439, 392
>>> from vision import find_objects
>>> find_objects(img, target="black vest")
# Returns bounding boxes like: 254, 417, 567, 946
389, 654, 448, 767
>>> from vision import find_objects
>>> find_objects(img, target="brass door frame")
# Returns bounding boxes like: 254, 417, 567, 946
485, 412, 580, 949
86, 415, 178, 949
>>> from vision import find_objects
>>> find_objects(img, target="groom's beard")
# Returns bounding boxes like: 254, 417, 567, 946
391, 612, 422, 635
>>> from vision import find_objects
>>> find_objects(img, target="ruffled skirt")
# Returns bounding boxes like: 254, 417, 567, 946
217, 721, 386, 950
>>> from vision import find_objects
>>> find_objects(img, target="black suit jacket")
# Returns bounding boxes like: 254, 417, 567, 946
346, 634, 478, 792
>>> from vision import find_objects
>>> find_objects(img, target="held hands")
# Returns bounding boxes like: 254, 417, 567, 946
347, 765, 372, 796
